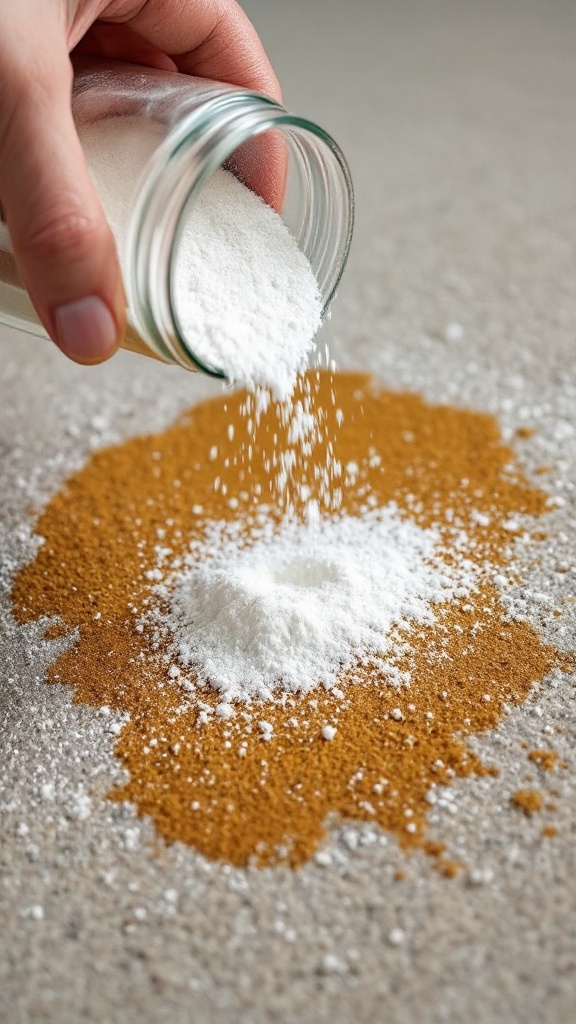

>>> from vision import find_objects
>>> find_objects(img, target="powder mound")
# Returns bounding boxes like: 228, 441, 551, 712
147, 506, 477, 701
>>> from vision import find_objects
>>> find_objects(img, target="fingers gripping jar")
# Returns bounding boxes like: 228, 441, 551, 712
0, 60, 354, 379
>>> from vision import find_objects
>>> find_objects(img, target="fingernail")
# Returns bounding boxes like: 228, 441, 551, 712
54, 296, 118, 363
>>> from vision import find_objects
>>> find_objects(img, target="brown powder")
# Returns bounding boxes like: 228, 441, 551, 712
41, 622, 70, 642
528, 750, 558, 772
542, 826, 558, 839
437, 860, 460, 880
511, 789, 544, 816
515, 427, 536, 440
11, 371, 568, 868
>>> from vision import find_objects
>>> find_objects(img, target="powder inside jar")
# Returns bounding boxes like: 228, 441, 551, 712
79, 116, 323, 399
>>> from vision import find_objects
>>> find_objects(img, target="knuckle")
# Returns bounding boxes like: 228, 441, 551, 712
18, 204, 108, 263
18, 55, 71, 102
0, 47, 71, 113
0, 54, 72, 170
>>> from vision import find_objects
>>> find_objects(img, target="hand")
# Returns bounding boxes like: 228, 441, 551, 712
0, 1, 281, 365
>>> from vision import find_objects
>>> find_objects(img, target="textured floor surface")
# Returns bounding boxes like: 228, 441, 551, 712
1, 1, 576, 1021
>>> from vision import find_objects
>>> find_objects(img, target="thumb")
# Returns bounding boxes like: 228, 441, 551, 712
0, 43, 125, 364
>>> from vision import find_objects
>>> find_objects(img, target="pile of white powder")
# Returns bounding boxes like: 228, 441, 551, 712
80, 116, 323, 399
145, 506, 476, 703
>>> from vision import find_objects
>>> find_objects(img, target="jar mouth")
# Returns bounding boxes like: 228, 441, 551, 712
127, 93, 354, 380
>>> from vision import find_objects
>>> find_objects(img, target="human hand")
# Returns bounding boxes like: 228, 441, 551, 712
0, 1, 281, 365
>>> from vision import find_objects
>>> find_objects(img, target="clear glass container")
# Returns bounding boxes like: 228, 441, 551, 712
0, 60, 354, 379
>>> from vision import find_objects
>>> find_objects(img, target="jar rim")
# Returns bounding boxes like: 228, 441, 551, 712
126, 90, 354, 380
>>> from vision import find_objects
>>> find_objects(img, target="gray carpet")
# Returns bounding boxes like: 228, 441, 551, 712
1, 2, 575, 1021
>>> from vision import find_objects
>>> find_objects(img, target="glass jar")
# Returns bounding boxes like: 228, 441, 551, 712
0, 60, 354, 379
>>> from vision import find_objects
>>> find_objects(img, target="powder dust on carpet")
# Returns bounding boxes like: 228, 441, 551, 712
11, 371, 569, 869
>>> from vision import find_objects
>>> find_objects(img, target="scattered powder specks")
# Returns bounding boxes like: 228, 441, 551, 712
511, 789, 544, 816
388, 927, 405, 946
527, 749, 558, 771
24, 905, 44, 922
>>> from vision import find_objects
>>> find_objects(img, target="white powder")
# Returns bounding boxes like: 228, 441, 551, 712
80, 116, 322, 398
174, 169, 322, 398
145, 506, 477, 702
322, 725, 337, 741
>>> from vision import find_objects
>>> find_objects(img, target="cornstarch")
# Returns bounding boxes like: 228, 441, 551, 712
80, 116, 323, 398
145, 506, 476, 702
